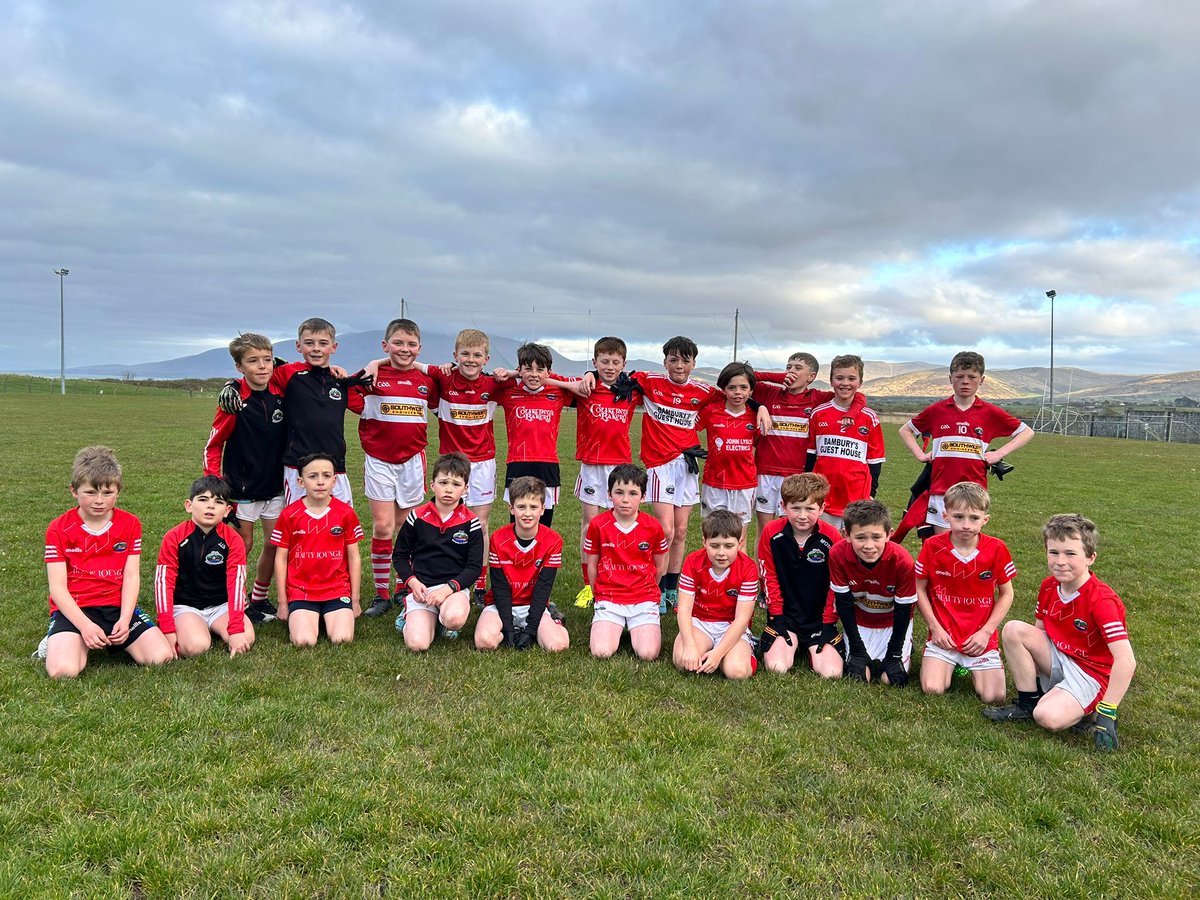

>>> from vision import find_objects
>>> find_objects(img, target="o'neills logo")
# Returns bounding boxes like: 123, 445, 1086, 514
380, 403, 424, 417
515, 407, 554, 423
592, 406, 630, 423
450, 408, 488, 422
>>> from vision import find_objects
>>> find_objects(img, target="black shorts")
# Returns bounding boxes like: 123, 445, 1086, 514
47, 605, 157, 651
504, 461, 561, 489
288, 597, 353, 616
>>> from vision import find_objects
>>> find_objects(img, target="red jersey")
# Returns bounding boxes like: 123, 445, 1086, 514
907, 396, 1026, 494
914, 532, 1015, 652
632, 371, 717, 468
495, 379, 571, 464
583, 510, 669, 605
1036, 574, 1129, 684
270, 498, 363, 602
753, 374, 834, 476
829, 540, 917, 630
349, 365, 438, 464
575, 380, 639, 465
699, 405, 758, 489
808, 397, 885, 515
678, 549, 759, 623
427, 368, 501, 462
44, 508, 142, 614
485, 524, 564, 607
154, 520, 248, 636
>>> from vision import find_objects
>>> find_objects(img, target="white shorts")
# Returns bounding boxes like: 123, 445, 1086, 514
925, 494, 949, 528
364, 452, 427, 507
479, 603, 566, 633
922, 642, 1002, 671
848, 620, 914, 668
503, 484, 560, 510
575, 463, 617, 508
820, 511, 843, 532
689, 617, 755, 649
173, 603, 229, 629
405, 585, 470, 616
700, 486, 754, 524
1039, 638, 1103, 712
592, 599, 661, 631
283, 466, 353, 505
233, 493, 285, 523
646, 456, 699, 507
466, 457, 497, 508
755, 474, 785, 515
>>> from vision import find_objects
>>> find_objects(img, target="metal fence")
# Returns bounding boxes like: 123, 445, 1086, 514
1020, 410, 1200, 444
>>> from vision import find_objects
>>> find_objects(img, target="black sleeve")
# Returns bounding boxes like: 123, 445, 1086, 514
524, 567, 558, 634
887, 603, 913, 656
392, 515, 417, 585
805, 450, 817, 473
491, 567, 516, 645
868, 462, 882, 497
452, 524, 484, 592
834, 590, 867, 656
747, 397, 761, 412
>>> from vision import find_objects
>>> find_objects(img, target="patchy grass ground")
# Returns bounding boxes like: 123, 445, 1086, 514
1, 393, 1198, 897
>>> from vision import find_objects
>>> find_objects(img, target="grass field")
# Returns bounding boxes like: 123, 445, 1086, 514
2, 393, 1198, 898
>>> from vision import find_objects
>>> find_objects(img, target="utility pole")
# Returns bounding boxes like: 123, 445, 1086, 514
732, 307, 740, 360
54, 268, 69, 395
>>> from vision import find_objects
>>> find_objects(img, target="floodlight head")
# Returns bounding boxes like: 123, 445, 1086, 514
1045, 289, 1056, 299
54, 268, 69, 276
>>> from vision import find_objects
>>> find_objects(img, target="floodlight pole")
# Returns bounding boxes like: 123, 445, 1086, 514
54, 268, 69, 395
1047, 289, 1055, 417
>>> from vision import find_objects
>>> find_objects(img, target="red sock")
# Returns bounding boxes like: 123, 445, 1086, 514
370, 537, 392, 599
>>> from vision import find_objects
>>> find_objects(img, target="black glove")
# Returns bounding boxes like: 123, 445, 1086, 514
217, 380, 244, 414
757, 617, 793, 659
610, 371, 637, 402
513, 628, 536, 651
880, 652, 908, 687
816, 623, 839, 650
681, 444, 708, 476
846, 651, 871, 682
1091, 702, 1119, 751
988, 459, 1015, 481
223, 503, 240, 528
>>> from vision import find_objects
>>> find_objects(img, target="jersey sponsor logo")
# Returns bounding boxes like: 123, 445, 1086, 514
938, 440, 983, 455
637, 541, 651, 551
806, 548, 826, 563
331, 526, 344, 535
515, 407, 555, 423
770, 420, 807, 434
1074, 618, 1088, 631
204, 550, 225, 565
591, 405, 631, 424
294, 549, 343, 560
113, 542, 128, 552
272, 409, 284, 423
329, 388, 343, 401
715, 437, 724, 450
380, 402, 425, 417
452, 530, 469, 545
449, 408, 488, 422
979, 570, 993, 580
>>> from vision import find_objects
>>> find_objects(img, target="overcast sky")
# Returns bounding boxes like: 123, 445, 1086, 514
4, 0, 1199, 374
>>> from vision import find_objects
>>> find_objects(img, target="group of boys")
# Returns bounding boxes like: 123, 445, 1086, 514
38, 320, 1136, 751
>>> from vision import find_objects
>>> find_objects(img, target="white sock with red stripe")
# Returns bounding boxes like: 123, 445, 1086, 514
371, 538, 392, 599
250, 580, 269, 603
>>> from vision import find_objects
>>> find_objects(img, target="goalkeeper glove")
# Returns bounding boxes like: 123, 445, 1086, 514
216, 380, 244, 414
1091, 702, 1119, 752
880, 652, 909, 687
845, 651, 871, 682
681, 444, 708, 476
513, 629, 536, 651
988, 459, 1015, 481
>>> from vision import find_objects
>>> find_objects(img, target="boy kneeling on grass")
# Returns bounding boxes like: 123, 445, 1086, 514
474, 476, 570, 653
155, 475, 253, 658
983, 514, 1136, 752
673, 509, 760, 679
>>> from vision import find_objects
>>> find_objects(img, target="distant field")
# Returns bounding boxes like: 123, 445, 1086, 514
2, 393, 1198, 897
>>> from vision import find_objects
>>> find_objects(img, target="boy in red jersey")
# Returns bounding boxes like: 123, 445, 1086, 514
914, 482, 1014, 703
349, 318, 439, 618
155, 475, 252, 659
673, 510, 759, 679
204, 332, 287, 625
899, 351, 1032, 536
757, 473, 843, 679
806, 355, 883, 531
830, 500, 918, 686
271, 453, 364, 647
40, 446, 172, 679
984, 515, 1136, 752
585, 464, 670, 661
752, 352, 834, 534
698, 362, 760, 542
393, 452, 484, 651
474, 476, 570, 653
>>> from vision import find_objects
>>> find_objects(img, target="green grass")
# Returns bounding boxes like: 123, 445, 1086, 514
1, 393, 1198, 897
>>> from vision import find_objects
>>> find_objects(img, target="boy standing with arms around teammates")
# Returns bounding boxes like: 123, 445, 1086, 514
756, 473, 844, 679
984, 515, 1136, 752
393, 452, 484, 651
474, 476, 570, 653
830, 499, 918, 687
899, 351, 1033, 536
585, 464, 670, 661
204, 332, 286, 624
349, 318, 439, 618
806, 355, 883, 531
914, 482, 1015, 703
271, 453, 364, 647
41, 447, 173, 678
673, 510, 760, 680
155, 475, 253, 658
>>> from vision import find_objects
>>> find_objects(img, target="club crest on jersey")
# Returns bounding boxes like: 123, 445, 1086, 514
806, 548, 826, 563
328, 388, 343, 401
726, 588, 739, 599
745, 422, 755, 431
974, 426, 985, 437
637, 541, 651, 551
1073, 618, 1088, 632
452, 530, 469, 545
204, 550, 224, 565
272, 410, 284, 423
979, 570, 993, 580
418, 385, 429, 395
886, 584, 895, 593
481, 392, 490, 401
113, 542, 128, 552
690, 398, 701, 406
331, 526, 344, 536
858, 426, 869, 435
547, 392, 558, 401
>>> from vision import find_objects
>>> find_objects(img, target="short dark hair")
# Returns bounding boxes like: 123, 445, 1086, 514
607, 463, 647, 494
385, 318, 421, 340
297, 452, 338, 475
190, 475, 231, 501
508, 476, 546, 504
950, 351, 985, 375
842, 499, 892, 534
431, 451, 472, 482
662, 336, 698, 361
593, 336, 627, 360
717, 361, 756, 391
788, 351, 819, 374
701, 509, 743, 541
517, 342, 553, 370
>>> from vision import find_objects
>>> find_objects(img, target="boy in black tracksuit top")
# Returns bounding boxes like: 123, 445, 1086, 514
392, 452, 484, 652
